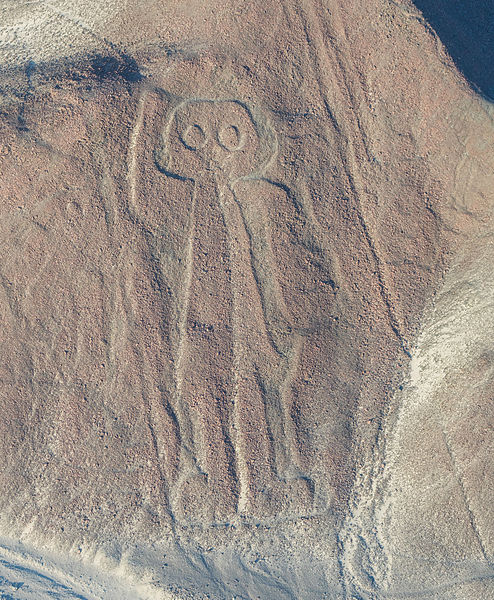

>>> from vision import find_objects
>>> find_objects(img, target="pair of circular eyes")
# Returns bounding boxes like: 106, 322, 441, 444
180, 123, 244, 152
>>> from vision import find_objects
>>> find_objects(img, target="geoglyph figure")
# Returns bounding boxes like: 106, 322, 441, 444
154, 99, 316, 520
126, 95, 341, 524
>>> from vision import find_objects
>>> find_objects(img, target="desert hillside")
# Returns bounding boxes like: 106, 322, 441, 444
0, 1, 493, 598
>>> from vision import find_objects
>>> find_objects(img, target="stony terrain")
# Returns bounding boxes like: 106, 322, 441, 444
0, 1, 493, 598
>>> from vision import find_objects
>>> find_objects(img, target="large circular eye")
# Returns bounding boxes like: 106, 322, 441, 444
180, 124, 207, 151
217, 124, 244, 151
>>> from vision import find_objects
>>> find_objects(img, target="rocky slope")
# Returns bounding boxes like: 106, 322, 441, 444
0, 1, 493, 598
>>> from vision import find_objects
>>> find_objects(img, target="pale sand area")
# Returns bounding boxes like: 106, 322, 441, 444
341, 232, 494, 599
0, 535, 140, 600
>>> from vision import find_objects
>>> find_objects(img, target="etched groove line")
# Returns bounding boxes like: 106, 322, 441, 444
228, 180, 309, 497
215, 179, 251, 514
120, 260, 174, 522
104, 276, 124, 400
126, 90, 184, 518
230, 184, 290, 359
180, 174, 240, 505
291, 0, 410, 354
279, 332, 305, 475
321, 0, 415, 354
296, 176, 348, 299
156, 98, 320, 520
311, 0, 374, 164
315, 0, 412, 352
209, 180, 242, 507
281, 2, 413, 593
127, 89, 148, 219
439, 424, 489, 564
172, 184, 197, 460
280, 0, 361, 265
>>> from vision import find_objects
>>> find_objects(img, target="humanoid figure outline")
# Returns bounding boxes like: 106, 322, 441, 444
153, 98, 317, 519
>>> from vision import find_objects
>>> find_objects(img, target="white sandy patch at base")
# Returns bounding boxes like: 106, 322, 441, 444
0, 537, 146, 600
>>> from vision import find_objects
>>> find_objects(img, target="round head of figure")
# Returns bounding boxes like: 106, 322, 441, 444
156, 99, 275, 181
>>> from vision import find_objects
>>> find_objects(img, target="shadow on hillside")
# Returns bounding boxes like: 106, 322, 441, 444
413, 0, 494, 101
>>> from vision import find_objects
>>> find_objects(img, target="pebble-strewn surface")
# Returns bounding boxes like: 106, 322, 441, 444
1, 1, 493, 597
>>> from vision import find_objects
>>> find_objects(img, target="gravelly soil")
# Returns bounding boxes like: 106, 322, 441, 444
0, 1, 493, 598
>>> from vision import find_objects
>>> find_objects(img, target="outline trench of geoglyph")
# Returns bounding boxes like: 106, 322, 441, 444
126, 94, 340, 525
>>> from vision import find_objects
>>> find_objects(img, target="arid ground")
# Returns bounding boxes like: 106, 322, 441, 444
0, 1, 493, 598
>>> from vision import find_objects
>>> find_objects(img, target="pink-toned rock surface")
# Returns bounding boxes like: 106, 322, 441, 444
0, 1, 493, 598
